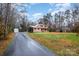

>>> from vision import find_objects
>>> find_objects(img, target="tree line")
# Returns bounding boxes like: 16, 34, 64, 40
0, 3, 19, 40
0, 3, 79, 40
37, 5, 79, 34
0, 3, 30, 40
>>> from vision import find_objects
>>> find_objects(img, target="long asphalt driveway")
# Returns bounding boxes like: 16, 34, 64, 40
4, 32, 55, 56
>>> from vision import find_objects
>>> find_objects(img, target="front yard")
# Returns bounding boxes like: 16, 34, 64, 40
28, 32, 79, 56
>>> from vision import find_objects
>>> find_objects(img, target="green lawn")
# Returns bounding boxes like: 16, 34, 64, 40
28, 32, 79, 56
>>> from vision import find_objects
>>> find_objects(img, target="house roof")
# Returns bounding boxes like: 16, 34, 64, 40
31, 24, 48, 29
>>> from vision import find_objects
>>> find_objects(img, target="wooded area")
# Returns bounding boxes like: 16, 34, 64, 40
0, 3, 17, 40
0, 3, 30, 40
37, 4, 79, 34
0, 3, 79, 40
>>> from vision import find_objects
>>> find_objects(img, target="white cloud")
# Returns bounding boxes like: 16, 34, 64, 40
33, 13, 43, 17
48, 8, 52, 13
33, 13, 43, 19
29, 13, 43, 21
51, 10, 59, 15
11, 4, 28, 8
50, 3, 71, 16
55, 3, 70, 7
55, 3, 71, 10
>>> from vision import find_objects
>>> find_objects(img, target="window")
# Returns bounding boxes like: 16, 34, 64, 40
34, 28, 36, 30
45, 25, 47, 27
40, 25, 43, 27
38, 28, 39, 30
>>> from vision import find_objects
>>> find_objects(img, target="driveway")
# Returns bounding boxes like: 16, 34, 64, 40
4, 32, 55, 56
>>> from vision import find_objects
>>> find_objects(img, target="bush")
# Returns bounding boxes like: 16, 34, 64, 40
0, 22, 5, 40
74, 22, 79, 35
28, 27, 33, 32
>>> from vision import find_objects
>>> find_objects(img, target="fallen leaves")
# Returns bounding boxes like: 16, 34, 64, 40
58, 39, 73, 47
28, 32, 79, 56
0, 32, 14, 55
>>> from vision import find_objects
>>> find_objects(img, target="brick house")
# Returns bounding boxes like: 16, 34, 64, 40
30, 24, 48, 32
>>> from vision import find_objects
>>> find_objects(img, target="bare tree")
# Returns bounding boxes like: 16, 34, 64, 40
71, 4, 79, 34
0, 3, 17, 40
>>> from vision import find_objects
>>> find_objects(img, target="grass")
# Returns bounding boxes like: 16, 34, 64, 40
28, 32, 79, 56
0, 32, 14, 55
